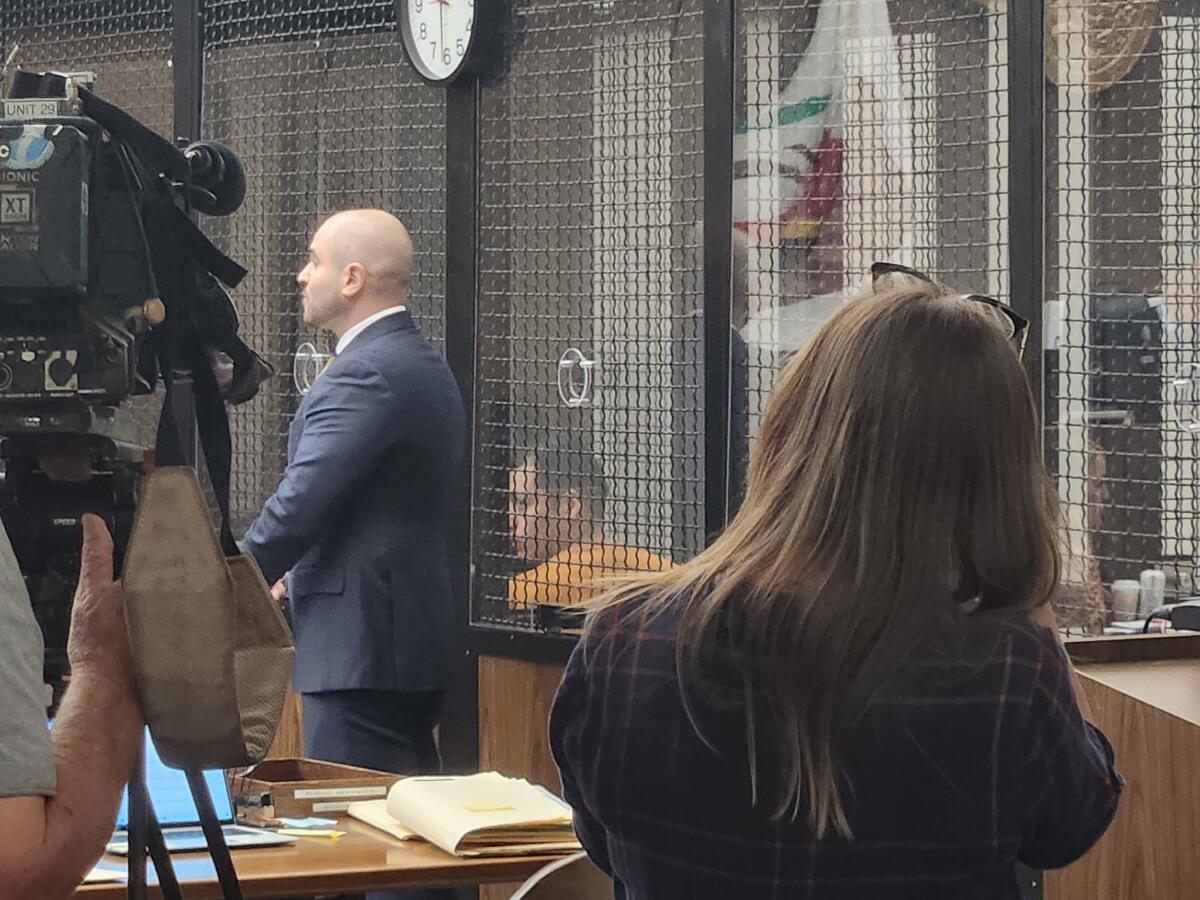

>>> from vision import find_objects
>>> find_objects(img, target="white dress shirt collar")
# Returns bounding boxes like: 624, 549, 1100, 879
335, 305, 407, 355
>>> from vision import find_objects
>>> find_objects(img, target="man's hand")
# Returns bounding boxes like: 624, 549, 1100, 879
66, 515, 134, 691
271, 577, 288, 603
0, 515, 142, 900
207, 348, 236, 395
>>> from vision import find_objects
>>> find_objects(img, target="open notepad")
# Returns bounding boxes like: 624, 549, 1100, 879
347, 772, 582, 858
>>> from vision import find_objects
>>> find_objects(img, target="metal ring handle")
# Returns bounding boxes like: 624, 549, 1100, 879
557, 348, 597, 408
292, 341, 333, 397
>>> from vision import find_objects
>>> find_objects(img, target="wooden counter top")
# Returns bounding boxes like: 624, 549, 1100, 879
75, 817, 562, 898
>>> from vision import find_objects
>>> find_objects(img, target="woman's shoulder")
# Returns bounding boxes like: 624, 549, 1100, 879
949, 606, 1069, 683
576, 589, 690, 675
966, 605, 1060, 646
584, 588, 684, 644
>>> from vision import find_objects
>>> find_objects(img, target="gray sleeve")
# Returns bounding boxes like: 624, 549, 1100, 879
0, 523, 56, 797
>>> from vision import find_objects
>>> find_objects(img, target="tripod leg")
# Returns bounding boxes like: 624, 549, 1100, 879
127, 742, 147, 900
146, 798, 183, 900
185, 767, 244, 900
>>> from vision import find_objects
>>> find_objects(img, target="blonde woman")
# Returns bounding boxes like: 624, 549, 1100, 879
551, 270, 1121, 899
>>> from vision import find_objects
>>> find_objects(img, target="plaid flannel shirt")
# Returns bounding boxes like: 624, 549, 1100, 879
551, 598, 1122, 900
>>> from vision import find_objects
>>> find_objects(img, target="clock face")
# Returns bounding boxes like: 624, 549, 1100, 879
400, 0, 476, 83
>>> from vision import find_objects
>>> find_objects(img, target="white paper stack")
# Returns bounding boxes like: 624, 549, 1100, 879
348, 772, 581, 858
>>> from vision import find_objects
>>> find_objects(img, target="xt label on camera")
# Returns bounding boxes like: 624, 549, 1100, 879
0, 191, 33, 225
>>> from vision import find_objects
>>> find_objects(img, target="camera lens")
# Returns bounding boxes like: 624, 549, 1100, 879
0, 363, 12, 392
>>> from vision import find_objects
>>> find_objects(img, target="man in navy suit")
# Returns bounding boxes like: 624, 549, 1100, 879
242, 212, 464, 898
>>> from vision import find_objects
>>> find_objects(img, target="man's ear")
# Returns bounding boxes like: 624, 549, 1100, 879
343, 262, 368, 299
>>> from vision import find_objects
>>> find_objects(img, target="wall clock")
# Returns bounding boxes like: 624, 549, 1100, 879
397, 0, 482, 85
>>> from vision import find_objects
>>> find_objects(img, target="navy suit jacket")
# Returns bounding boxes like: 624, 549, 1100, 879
242, 311, 465, 694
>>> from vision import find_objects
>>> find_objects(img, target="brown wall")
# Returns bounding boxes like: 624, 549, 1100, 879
477, 654, 610, 900
265, 691, 303, 759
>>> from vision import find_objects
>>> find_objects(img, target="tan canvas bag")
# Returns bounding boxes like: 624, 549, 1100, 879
122, 466, 293, 769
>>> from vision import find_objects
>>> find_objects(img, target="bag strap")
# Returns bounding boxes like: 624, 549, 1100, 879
170, 205, 248, 289
190, 334, 238, 556
80, 86, 248, 290
79, 86, 189, 182
186, 768, 245, 900
152, 331, 237, 557
122, 137, 238, 557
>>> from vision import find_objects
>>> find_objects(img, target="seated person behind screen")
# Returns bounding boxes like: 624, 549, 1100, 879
551, 282, 1122, 899
507, 445, 669, 610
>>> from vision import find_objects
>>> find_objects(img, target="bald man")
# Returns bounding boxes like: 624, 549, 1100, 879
242, 211, 465, 847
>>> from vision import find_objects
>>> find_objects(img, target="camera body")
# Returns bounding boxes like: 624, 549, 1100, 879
0, 71, 262, 698
0, 76, 159, 439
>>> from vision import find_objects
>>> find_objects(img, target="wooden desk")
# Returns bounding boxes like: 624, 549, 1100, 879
1046, 633, 1200, 899
74, 818, 561, 898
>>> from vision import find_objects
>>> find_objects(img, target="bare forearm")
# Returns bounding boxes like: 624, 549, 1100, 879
7, 673, 141, 899
50, 672, 142, 855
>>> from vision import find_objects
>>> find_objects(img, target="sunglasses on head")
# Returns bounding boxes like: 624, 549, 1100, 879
869, 261, 1029, 360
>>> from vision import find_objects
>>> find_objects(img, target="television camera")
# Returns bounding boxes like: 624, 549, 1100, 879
0, 68, 271, 699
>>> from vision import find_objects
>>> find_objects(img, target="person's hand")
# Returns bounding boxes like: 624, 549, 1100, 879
66, 515, 135, 692
271, 577, 288, 603
207, 348, 236, 396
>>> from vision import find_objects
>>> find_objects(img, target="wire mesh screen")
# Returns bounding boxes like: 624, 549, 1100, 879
732, 0, 1008, 504
0, 2, 173, 133
1048, 1, 1195, 633
201, 1, 447, 535
0, 1, 174, 447
472, 0, 705, 628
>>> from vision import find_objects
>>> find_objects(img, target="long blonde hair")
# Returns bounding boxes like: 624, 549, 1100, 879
589, 284, 1061, 839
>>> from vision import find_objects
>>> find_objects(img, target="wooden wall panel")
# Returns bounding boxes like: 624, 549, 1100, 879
266, 690, 304, 759
479, 655, 566, 791
478, 655, 610, 900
